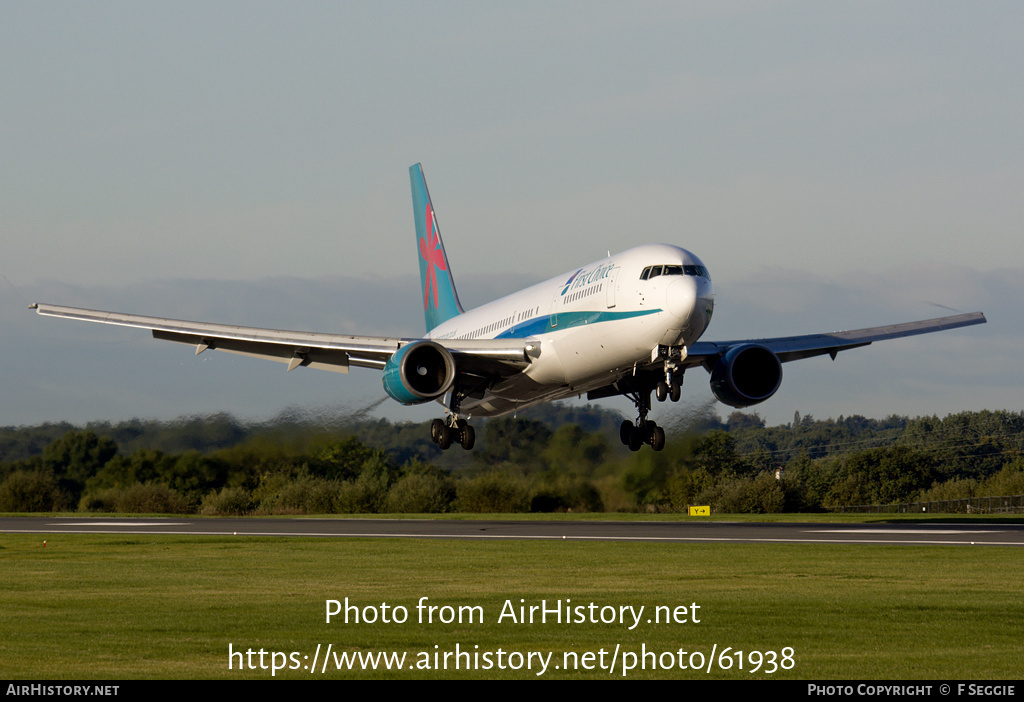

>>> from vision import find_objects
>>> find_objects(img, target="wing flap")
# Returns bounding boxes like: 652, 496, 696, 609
150, 329, 357, 372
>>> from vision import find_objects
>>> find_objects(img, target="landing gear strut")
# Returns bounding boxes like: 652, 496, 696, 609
619, 388, 666, 452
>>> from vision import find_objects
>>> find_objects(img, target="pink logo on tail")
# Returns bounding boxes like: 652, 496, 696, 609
418, 204, 448, 310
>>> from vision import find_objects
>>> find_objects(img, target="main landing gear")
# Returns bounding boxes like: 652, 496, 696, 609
429, 384, 476, 451
430, 416, 475, 451
617, 348, 685, 452
619, 388, 666, 452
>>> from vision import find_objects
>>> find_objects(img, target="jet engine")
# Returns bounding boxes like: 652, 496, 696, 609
709, 344, 783, 408
382, 340, 457, 405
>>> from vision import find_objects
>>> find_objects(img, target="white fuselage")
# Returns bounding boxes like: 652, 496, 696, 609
427, 244, 715, 416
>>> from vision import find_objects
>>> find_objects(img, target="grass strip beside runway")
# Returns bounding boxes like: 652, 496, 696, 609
1, 534, 1021, 679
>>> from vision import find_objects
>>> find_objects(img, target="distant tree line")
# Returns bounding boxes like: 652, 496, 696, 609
1, 404, 1021, 514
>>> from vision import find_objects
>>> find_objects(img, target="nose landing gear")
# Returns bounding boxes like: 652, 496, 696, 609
655, 378, 681, 403
655, 347, 684, 403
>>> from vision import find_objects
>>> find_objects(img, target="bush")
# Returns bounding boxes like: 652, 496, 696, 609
256, 476, 343, 514
917, 478, 979, 503
334, 475, 386, 513
0, 470, 62, 512
529, 477, 604, 513
691, 472, 785, 514
200, 486, 255, 516
455, 473, 531, 513
112, 483, 190, 514
304, 479, 346, 514
981, 459, 1024, 496
384, 473, 456, 513
79, 489, 117, 512
665, 468, 714, 513
744, 472, 786, 513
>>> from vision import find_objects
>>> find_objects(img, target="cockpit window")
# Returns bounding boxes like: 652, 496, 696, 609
639, 264, 711, 280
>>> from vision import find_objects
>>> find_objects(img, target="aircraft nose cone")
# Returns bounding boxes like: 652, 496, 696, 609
665, 276, 697, 323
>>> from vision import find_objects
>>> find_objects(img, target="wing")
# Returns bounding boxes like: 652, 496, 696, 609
30, 303, 531, 377
683, 311, 987, 369
586, 311, 986, 404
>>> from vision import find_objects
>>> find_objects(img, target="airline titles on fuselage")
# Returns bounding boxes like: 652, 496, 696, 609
561, 263, 615, 296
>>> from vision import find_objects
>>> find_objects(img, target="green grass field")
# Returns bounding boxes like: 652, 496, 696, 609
2, 529, 1022, 679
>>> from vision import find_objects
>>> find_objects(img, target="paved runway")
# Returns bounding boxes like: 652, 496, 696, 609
2, 516, 1023, 546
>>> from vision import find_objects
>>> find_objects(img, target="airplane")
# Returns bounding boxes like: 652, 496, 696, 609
32, 163, 987, 452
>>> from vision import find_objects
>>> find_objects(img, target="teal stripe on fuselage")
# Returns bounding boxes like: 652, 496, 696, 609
493, 308, 662, 339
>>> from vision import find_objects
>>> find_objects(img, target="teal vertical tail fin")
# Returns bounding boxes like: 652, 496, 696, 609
410, 163, 464, 332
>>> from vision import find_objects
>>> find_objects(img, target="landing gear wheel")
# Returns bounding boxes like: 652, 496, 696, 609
656, 381, 668, 402
459, 424, 475, 450
436, 423, 452, 450
669, 380, 681, 403
628, 426, 643, 451
432, 416, 475, 451
650, 425, 665, 451
620, 420, 633, 446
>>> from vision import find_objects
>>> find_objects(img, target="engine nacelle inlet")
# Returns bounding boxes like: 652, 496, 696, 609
709, 344, 783, 408
382, 340, 456, 405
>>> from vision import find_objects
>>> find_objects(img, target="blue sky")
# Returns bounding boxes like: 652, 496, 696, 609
2, 2, 1021, 428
